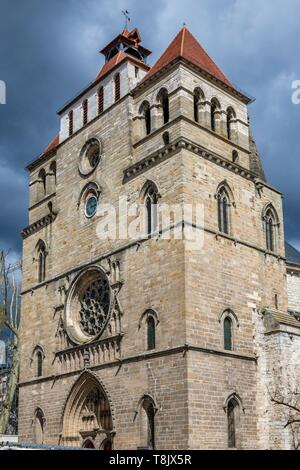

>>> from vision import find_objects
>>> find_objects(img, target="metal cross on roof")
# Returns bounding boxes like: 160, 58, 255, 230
122, 10, 131, 30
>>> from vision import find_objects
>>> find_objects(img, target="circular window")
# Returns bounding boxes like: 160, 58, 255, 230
79, 138, 102, 176
65, 267, 112, 344
85, 195, 98, 218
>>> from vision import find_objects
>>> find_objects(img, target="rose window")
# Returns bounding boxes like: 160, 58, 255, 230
79, 278, 110, 336
65, 267, 112, 344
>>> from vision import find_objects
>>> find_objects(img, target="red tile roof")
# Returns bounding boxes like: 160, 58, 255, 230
95, 51, 149, 81
142, 27, 232, 87
43, 134, 59, 154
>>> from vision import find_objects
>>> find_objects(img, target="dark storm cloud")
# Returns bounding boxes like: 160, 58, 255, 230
0, 0, 299, 258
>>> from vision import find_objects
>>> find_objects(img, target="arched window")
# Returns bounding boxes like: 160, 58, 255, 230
114, 73, 121, 102
68, 110, 73, 137
140, 101, 151, 136
226, 107, 236, 140
50, 161, 56, 188
217, 186, 231, 235
144, 183, 158, 236
37, 241, 46, 283
265, 211, 275, 252
38, 169, 46, 197
263, 206, 278, 252
158, 88, 169, 124
98, 86, 104, 114
83, 99, 88, 126
227, 398, 238, 448
140, 397, 156, 450
232, 150, 239, 163
193, 87, 205, 122
34, 348, 44, 377
224, 316, 233, 351
162, 131, 170, 146
147, 316, 156, 350
34, 408, 46, 444
210, 98, 220, 131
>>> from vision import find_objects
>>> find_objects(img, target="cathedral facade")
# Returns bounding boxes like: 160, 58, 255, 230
19, 26, 300, 450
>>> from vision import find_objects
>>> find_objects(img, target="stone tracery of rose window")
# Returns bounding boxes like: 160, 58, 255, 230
79, 278, 110, 337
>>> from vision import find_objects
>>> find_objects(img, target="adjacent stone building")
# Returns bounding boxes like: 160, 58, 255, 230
18, 26, 300, 449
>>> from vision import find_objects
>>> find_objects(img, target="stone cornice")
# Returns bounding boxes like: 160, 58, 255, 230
21, 211, 57, 239
28, 192, 56, 212
21, 222, 284, 295
286, 263, 300, 275
18, 343, 256, 387
124, 135, 282, 197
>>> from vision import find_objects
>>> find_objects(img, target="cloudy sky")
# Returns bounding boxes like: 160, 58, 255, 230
0, 0, 299, 263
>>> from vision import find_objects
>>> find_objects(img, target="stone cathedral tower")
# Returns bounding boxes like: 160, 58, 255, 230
19, 26, 300, 450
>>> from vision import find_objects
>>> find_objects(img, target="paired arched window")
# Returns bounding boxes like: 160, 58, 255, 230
144, 183, 159, 236
193, 87, 205, 123
37, 241, 47, 283
114, 73, 121, 102
226, 107, 236, 140
68, 110, 73, 137
83, 99, 88, 126
227, 397, 239, 448
140, 101, 151, 136
224, 316, 233, 351
210, 98, 220, 131
217, 186, 231, 235
98, 86, 104, 114
263, 205, 278, 252
158, 88, 169, 124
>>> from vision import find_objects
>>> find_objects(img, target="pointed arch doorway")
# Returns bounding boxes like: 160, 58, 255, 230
61, 371, 114, 449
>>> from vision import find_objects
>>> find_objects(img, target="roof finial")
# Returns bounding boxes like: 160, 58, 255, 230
122, 10, 131, 31
183, 22, 186, 27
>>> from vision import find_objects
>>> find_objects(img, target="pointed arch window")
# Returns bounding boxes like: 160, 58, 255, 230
263, 206, 278, 252
144, 183, 158, 236
37, 242, 46, 283
114, 73, 121, 102
147, 316, 156, 351
217, 187, 231, 235
34, 408, 46, 445
141, 398, 156, 450
98, 86, 104, 114
34, 348, 44, 377
158, 88, 169, 124
227, 398, 238, 448
226, 107, 236, 140
224, 316, 233, 351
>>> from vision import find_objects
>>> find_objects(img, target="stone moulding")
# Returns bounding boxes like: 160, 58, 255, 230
55, 333, 124, 374
123, 137, 281, 197
21, 211, 57, 239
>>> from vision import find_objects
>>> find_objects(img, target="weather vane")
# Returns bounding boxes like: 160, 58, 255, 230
122, 10, 131, 30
